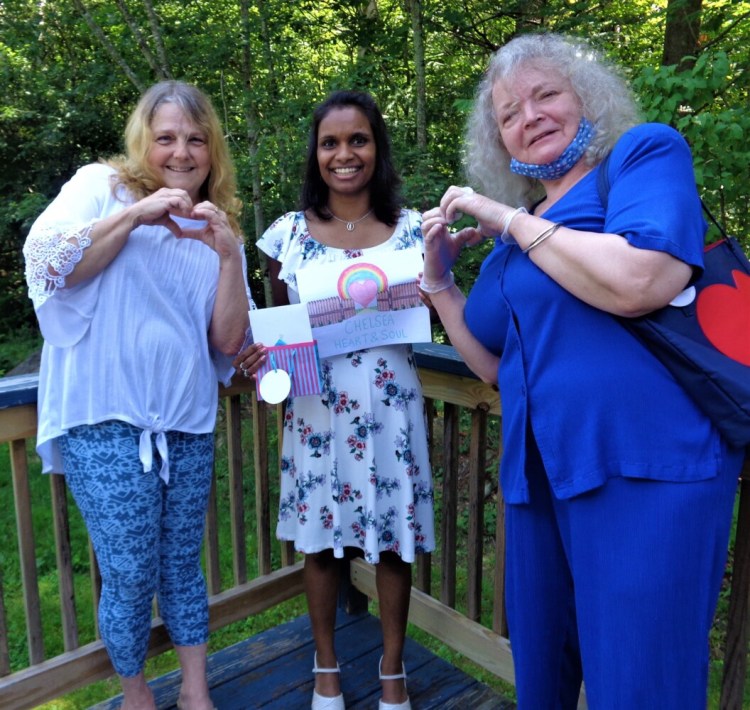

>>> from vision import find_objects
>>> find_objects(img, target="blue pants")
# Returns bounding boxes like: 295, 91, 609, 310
505, 436, 739, 710
59, 421, 214, 677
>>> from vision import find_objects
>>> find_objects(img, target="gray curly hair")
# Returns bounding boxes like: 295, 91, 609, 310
464, 33, 642, 207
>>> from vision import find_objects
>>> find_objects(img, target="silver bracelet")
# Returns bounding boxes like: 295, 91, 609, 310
523, 222, 562, 254
500, 207, 528, 244
420, 270, 455, 294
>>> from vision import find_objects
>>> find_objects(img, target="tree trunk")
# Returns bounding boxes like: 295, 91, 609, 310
142, 0, 172, 79
240, 0, 270, 305
114, 0, 169, 80
662, 0, 703, 69
409, 0, 427, 152
71, 0, 146, 91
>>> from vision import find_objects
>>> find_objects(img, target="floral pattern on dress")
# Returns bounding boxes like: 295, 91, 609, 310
374, 357, 418, 410
280, 455, 296, 479
369, 470, 403, 499
331, 462, 364, 504
377, 506, 401, 557
295, 470, 327, 525
258, 209, 436, 564
321, 359, 361, 414
346, 413, 384, 461
395, 423, 420, 478
296, 418, 333, 459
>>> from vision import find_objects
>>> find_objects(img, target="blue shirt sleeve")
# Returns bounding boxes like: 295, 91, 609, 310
603, 123, 707, 269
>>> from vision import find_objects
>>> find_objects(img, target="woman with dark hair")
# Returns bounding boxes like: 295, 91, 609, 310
420, 33, 744, 709
24, 80, 265, 710
239, 90, 434, 710
301, 91, 402, 227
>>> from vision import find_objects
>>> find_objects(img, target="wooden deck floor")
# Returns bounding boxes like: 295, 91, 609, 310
89, 611, 515, 709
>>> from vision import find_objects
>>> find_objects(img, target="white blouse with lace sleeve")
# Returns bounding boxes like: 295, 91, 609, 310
23, 164, 115, 308
24, 163, 252, 478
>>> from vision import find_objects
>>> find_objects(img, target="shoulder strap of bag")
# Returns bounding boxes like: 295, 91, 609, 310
596, 152, 612, 210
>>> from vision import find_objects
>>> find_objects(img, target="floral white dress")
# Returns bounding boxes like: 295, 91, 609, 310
257, 209, 435, 563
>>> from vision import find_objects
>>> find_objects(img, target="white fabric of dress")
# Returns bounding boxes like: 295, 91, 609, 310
23, 163, 253, 478
257, 209, 436, 563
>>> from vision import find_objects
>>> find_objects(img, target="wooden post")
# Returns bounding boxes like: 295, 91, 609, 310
339, 549, 368, 616
226, 393, 247, 584
467, 407, 487, 622
416, 397, 435, 595
9, 439, 44, 664
720, 458, 750, 710
0, 569, 10, 676
50, 473, 79, 651
252, 393, 271, 575
440, 403, 459, 609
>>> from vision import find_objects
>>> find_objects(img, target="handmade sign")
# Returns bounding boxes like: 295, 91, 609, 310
249, 304, 322, 403
295, 249, 432, 357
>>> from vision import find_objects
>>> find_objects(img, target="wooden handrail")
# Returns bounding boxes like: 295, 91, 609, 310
0, 344, 747, 710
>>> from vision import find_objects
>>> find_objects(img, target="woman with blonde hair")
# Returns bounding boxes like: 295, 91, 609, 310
24, 80, 265, 710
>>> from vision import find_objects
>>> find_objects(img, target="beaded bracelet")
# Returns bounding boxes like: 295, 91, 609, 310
420, 270, 455, 294
523, 222, 562, 254
500, 206, 528, 244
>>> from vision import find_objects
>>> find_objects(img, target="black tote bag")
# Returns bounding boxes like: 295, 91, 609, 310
598, 155, 750, 449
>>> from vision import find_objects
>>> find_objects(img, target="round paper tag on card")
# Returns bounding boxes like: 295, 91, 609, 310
259, 369, 292, 404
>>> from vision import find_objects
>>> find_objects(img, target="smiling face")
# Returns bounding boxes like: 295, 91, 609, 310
316, 106, 377, 197
492, 64, 584, 167
147, 102, 211, 202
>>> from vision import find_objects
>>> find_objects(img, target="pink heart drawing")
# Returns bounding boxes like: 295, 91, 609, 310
348, 279, 379, 308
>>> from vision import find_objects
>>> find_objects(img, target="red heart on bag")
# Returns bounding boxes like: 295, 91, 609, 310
696, 270, 750, 366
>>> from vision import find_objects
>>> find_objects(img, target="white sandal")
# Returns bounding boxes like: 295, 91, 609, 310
378, 655, 412, 710
312, 653, 345, 710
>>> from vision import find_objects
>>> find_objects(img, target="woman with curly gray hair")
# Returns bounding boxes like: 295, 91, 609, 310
420, 33, 743, 709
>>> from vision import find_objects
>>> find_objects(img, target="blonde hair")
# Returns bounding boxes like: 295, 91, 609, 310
107, 81, 242, 234
465, 33, 642, 206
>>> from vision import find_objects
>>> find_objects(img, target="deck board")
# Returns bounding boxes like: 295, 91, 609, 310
89, 611, 514, 709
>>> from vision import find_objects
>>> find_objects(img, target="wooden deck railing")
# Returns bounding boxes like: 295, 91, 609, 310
0, 344, 748, 710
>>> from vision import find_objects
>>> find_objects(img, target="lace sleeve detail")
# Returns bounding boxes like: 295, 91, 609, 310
23, 220, 97, 307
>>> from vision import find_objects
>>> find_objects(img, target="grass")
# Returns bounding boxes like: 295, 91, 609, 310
0, 326, 41, 377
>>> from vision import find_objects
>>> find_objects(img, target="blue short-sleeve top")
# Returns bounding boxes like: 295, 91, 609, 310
464, 123, 734, 503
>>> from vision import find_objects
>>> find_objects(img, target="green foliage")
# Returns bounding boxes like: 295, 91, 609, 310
0, 325, 41, 376
2, 0, 749, 320
632, 48, 750, 246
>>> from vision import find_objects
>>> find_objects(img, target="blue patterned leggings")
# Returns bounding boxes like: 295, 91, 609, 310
58, 420, 214, 677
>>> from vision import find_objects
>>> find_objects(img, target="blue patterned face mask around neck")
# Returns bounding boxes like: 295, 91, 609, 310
510, 117, 595, 180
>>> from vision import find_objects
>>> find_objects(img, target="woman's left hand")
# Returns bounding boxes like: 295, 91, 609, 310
179, 202, 240, 259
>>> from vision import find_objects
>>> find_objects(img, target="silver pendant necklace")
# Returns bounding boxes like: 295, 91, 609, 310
327, 207, 373, 231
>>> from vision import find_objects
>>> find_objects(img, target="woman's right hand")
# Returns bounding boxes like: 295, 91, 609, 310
232, 342, 267, 379
130, 187, 195, 236
421, 206, 482, 290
